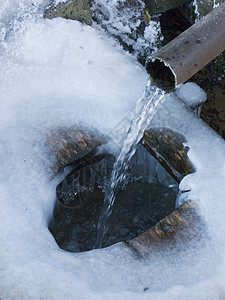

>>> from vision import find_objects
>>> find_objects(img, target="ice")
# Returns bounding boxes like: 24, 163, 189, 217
1, 2, 225, 300
150, 91, 225, 243
91, 0, 161, 61
192, 0, 200, 21
54, 0, 68, 4
175, 82, 207, 109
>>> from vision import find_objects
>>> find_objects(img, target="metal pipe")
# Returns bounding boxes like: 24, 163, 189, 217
146, 2, 225, 90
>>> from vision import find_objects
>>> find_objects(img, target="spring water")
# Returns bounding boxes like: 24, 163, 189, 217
94, 81, 165, 248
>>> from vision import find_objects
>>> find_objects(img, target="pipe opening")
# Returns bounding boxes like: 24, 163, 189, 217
146, 58, 176, 91
50, 145, 179, 252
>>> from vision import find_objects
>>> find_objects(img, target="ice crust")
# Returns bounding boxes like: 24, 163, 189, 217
175, 82, 207, 108
1, 2, 225, 300
90, 0, 161, 61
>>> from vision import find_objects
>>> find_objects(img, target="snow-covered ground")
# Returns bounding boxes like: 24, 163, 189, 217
1, 1, 225, 299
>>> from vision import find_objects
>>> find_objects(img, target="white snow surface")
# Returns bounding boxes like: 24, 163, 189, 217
175, 82, 207, 108
1, 3, 225, 300
55, 0, 68, 4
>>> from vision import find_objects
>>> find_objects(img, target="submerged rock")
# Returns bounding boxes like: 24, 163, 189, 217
44, 0, 92, 26
51, 151, 177, 252
127, 201, 205, 259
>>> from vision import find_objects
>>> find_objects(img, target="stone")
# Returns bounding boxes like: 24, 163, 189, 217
141, 128, 195, 182
46, 127, 104, 175
127, 201, 204, 259
144, 0, 191, 15
194, 0, 225, 18
44, 0, 92, 26
90, 0, 162, 65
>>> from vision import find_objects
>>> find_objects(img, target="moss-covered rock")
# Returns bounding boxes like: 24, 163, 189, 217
44, 0, 92, 26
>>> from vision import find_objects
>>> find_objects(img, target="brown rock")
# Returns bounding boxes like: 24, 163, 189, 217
46, 127, 104, 175
141, 128, 195, 182
127, 201, 204, 259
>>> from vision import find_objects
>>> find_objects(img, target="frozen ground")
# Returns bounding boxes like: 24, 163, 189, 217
1, 1, 225, 299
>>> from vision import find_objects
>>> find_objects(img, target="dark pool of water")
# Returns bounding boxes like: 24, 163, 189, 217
50, 150, 178, 252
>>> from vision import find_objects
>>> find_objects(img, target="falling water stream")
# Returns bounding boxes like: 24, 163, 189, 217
94, 81, 166, 248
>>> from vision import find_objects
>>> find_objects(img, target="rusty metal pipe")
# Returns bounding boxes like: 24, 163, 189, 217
146, 2, 225, 90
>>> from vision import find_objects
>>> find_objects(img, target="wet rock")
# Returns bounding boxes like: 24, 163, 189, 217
159, 5, 193, 44
201, 85, 225, 139
56, 153, 114, 208
144, 0, 191, 14
141, 128, 195, 182
193, 0, 225, 18
190, 51, 225, 139
127, 201, 205, 259
46, 127, 104, 175
44, 0, 92, 26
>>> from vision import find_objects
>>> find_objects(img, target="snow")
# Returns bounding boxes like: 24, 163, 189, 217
55, 0, 68, 4
150, 92, 225, 247
91, 0, 162, 60
1, 2, 225, 300
175, 82, 207, 109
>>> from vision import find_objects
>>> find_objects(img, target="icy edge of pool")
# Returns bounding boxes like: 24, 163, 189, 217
151, 91, 225, 242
